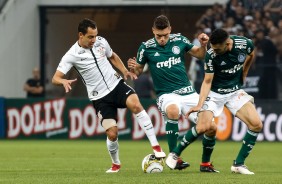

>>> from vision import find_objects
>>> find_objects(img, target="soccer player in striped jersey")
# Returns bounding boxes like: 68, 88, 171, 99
52, 18, 165, 173
186, 29, 263, 174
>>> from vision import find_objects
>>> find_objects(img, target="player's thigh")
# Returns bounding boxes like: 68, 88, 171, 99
235, 101, 262, 131
156, 93, 181, 118
180, 93, 199, 122
126, 93, 144, 113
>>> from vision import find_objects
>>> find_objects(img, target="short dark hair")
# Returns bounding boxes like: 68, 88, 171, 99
78, 18, 97, 35
210, 29, 229, 45
153, 15, 170, 30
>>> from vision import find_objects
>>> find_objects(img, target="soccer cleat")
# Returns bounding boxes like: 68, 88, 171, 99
231, 161, 254, 175
175, 158, 190, 170
152, 145, 166, 158
106, 163, 121, 173
200, 162, 219, 173
166, 152, 190, 170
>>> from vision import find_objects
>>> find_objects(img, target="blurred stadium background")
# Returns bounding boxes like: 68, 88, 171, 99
0, 0, 282, 139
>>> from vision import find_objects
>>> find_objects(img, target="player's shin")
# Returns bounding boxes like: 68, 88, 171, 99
202, 134, 216, 163
173, 126, 199, 155
165, 119, 179, 152
135, 110, 159, 146
235, 129, 259, 165
107, 137, 121, 165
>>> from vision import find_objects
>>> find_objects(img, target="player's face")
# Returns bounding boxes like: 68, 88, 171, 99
79, 27, 98, 49
210, 41, 228, 55
152, 27, 171, 46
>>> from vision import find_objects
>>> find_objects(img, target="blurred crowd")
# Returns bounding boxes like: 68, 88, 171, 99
190, 0, 282, 99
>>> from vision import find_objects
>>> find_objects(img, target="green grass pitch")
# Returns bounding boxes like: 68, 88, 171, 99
0, 140, 281, 184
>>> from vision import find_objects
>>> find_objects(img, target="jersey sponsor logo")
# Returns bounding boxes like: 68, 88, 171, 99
156, 57, 181, 68
183, 38, 190, 44
138, 49, 145, 62
81, 57, 88, 61
114, 73, 121, 79
170, 37, 181, 42
221, 64, 243, 74
207, 59, 213, 71
238, 53, 246, 62
247, 47, 251, 54
172, 86, 194, 95
154, 52, 160, 56
172, 46, 180, 54
78, 50, 86, 54
217, 85, 239, 93
235, 45, 246, 49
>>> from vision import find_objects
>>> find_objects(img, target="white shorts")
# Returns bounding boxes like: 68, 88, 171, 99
156, 92, 199, 122
201, 89, 254, 117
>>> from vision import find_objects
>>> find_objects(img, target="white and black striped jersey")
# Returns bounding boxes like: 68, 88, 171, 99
57, 36, 122, 100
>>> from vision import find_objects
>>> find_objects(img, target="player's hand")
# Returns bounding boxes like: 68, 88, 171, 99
62, 78, 77, 93
127, 57, 137, 72
185, 106, 201, 119
198, 33, 209, 47
123, 70, 137, 80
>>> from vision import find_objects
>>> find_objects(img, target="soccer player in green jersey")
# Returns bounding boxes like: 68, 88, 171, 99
128, 15, 218, 172
183, 29, 263, 174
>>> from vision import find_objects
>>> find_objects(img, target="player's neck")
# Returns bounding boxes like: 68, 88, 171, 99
227, 38, 233, 51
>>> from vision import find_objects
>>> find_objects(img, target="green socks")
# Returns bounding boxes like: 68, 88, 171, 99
165, 120, 179, 152
202, 134, 216, 163
173, 126, 199, 155
235, 129, 259, 165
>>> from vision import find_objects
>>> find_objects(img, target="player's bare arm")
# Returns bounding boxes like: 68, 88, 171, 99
127, 57, 144, 77
109, 52, 137, 80
188, 33, 209, 60
52, 70, 77, 93
186, 73, 213, 118
242, 50, 255, 82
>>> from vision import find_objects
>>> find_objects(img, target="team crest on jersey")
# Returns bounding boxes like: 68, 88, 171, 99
97, 46, 106, 57
92, 91, 98, 96
238, 53, 246, 63
172, 46, 180, 54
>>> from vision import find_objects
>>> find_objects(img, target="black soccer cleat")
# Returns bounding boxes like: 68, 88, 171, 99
200, 162, 219, 173
175, 158, 190, 170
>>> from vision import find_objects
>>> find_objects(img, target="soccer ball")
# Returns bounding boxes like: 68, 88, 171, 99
141, 154, 164, 173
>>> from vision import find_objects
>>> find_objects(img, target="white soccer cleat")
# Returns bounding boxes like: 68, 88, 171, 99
106, 163, 121, 173
231, 165, 254, 175
165, 152, 178, 169
152, 145, 166, 158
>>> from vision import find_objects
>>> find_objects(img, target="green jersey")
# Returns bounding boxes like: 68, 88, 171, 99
136, 33, 196, 97
205, 35, 254, 94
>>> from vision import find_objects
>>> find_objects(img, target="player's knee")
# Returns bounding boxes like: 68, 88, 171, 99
103, 119, 118, 141
166, 105, 179, 119
196, 119, 214, 134
205, 124, 217, 137
106, 129, 118, 141
127, 98, 143, 113
251, 120, 263, 132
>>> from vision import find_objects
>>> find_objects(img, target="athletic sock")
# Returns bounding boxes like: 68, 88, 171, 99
235, 129, 259, 165
202, 134, 216, 163
173, 126, 199, 155
165, 119, 179, 152
107, 137, 120, 164
135, 110, 159, 146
